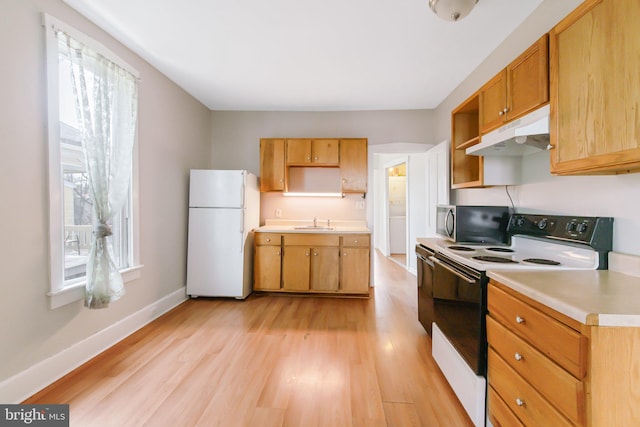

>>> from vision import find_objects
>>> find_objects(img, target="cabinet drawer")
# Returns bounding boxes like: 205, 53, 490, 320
488, 349, 574, 427
488, 284, 587, 379
488, 385, 524, 427
342, 234, 370, 247
255, 233, 282, 246
487, 316, 585, 425
284, 234, 340, 246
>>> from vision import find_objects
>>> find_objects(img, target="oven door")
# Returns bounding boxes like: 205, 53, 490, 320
416, 244, 435, 336
432, 253, 487, 376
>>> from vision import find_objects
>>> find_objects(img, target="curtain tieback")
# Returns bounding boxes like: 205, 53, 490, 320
94, 223, 113, 238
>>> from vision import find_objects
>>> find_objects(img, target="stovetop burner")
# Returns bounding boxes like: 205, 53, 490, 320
471, 256, 519, 264
522, 258, 561, 266
486, 247, 515, 253
448, 245, 475, 252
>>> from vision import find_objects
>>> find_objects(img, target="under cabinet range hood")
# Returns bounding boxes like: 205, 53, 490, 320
466, 104, 550, 157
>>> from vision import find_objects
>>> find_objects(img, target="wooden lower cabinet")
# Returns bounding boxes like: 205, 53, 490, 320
487, 280, 640, 427
488, 386, 524, 427
282, 245, 312, 291
254, 233, 283, 291
340, 234, 370, 293
310, 247, 339, 291
488, 349, 574, 427
254, 245, 282, 290
254, 232, 370, 295
282, 245, 340, 291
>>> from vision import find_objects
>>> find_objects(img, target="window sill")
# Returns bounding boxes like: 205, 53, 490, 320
48, 264, 144, 309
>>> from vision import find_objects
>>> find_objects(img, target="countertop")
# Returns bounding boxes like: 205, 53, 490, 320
256, 219, 370, 234
416, 237, 448, 251
488, 253, 640, 327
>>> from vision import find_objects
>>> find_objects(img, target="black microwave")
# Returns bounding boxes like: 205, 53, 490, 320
436, 205, 511, 244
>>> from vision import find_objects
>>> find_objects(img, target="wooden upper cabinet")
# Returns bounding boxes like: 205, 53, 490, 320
339, 138, 368, 193
259, 138, 286, 192
480, 35, 549, 134
286, 138, 339, 166
479, 71, 508, 134
310, 139, 339, 164
549, 0, 640, 175
508, 35, 549, 122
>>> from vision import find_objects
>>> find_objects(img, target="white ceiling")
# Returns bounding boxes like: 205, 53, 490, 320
62, 0, 544, 111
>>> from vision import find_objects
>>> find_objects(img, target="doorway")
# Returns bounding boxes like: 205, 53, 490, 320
386, 162, 407, 266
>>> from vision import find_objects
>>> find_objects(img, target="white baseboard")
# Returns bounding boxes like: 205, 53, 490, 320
0, 287, 187, 404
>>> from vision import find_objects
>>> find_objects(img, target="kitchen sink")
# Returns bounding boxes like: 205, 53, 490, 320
293, 225, 335, 230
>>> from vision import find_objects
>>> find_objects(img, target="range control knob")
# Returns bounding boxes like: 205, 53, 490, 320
566, 222, 577, 232
515, 217, 525, 227
576, 223, 588, 233
537, 218, 548, 230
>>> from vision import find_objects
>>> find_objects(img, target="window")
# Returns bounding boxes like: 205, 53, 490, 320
45, 14, 141, 308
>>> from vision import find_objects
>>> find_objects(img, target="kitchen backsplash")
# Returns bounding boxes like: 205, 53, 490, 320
260, 192, 367, 225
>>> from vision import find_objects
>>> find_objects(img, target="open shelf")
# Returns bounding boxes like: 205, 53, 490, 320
451, 93, 482, 188
457, 136, 480, 151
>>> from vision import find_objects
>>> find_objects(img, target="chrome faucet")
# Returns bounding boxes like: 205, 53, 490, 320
313, 216, 317, 227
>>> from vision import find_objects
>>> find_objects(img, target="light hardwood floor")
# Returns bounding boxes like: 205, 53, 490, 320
26, 250, 473, 427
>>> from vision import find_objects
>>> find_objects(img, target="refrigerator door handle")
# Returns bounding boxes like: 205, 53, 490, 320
241, 172, 246, 208
239, 209, 245, 253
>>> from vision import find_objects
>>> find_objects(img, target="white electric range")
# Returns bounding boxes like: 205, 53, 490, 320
434, 234, 601, 272
422, 213, 614, 426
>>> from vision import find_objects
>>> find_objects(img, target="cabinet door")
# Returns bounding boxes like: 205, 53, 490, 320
254, 245, 282, 290
339, 139, 368, 193
260, 139, 286, 191
286, 139, 312, 165
282, 246, 310, 291
311, 139, 339, 165
310, 247, 339, 291
340, 247, 370, 293
550, 0, 640, 174
479, 70, 507, 134
506, 34, 548, 122
489, 350, 574, 427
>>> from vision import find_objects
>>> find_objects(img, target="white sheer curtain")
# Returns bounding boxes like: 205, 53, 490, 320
57, 30, 138, 309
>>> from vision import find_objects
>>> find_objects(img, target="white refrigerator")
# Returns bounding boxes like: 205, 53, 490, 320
186, 170, 260, 299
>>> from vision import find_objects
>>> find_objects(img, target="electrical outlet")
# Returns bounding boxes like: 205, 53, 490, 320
275, 208, 282, 218
355, 201, 365, 209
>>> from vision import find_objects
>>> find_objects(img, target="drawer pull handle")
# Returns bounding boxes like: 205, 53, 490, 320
516, 398, 525, 407
266, 238, 271, 242
514, 352, 523, 361
516, 316, 525, 324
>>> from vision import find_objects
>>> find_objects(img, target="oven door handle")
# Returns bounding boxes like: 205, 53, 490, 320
430, 257, 477, 284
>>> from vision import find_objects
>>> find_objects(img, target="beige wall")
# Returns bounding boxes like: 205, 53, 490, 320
0, 0, 211, 387
432, 0, 640, 255
210, 110, 436, 223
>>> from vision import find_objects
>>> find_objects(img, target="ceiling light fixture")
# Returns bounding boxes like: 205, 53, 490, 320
429, 0, 478, 22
